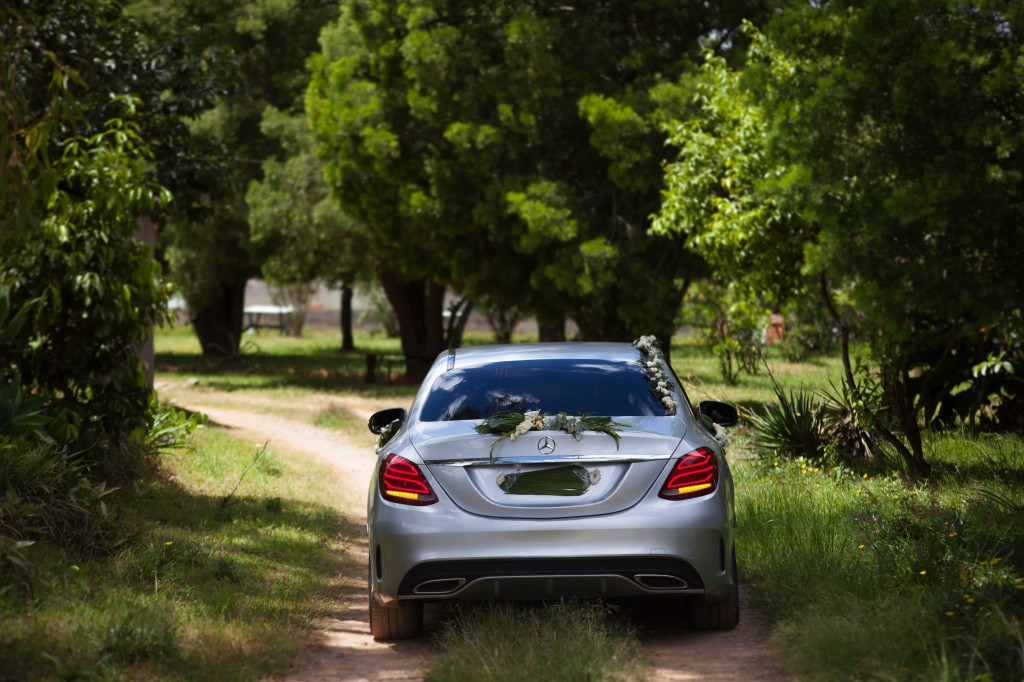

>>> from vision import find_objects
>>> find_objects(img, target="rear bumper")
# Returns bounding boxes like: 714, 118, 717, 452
368, 491, 734, 605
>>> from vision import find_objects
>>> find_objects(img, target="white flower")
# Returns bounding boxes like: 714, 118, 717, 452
662, 396, 674, 406
496, 474, 507, 486
657, 381, 667, 389
511, 419, 533, 440
589, 470, 602, 485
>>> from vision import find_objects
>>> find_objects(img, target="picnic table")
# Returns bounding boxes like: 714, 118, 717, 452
244, 305, 294, 334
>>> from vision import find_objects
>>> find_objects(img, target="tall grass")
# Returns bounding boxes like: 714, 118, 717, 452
426, 601, 645, 682
736, 432, 1024, 681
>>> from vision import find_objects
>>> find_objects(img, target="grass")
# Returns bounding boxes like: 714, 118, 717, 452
426, 601, 645, 682
737, 435, 1024, 680
0, 425, 362, 681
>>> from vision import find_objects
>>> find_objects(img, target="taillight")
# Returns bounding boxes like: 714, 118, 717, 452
379, 454, 438, 506
659, 447, 718, 500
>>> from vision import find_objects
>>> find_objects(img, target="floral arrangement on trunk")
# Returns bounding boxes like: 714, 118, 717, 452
475, 410, 625, 459
633, 335, 678, 415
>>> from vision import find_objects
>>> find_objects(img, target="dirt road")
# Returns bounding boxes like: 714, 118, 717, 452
160, 386, 790, 681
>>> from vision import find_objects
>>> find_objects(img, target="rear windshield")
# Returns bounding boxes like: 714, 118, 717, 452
419, 359, 669, 421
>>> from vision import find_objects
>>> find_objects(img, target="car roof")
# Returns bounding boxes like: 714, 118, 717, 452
446, 342, 641, 369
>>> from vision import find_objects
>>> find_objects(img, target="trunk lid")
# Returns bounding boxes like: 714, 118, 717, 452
410, 418, 685, 519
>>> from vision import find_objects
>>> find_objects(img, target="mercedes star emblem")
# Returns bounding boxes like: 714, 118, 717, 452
537, 437, 556, 454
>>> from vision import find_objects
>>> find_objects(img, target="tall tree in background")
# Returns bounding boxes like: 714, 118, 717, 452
247, 107, 371, 345
308, 0, 777, 378
129, 0, 337, 356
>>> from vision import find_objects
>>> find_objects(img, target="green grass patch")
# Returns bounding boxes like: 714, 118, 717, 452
737, 432, 1024, 680
0, 426, 361, 681
425, 600, 645, 682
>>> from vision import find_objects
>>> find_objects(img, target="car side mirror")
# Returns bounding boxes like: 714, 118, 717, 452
699, 400, 738, 427
368, 407, 407, 434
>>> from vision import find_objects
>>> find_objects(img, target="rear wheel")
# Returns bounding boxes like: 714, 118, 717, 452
688, 548, 739, 630
368, 564, 423, 641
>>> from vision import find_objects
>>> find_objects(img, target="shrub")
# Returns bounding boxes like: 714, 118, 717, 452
0, 438, 117, 555
747, 384, 828, 459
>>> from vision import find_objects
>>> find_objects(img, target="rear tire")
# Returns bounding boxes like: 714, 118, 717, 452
369, 593, 424, 640
688, 548, 740, 630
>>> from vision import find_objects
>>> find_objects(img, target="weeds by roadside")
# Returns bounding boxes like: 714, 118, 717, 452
737, 433, 1024, 680
426, 600, 646, 682
0, 426, 358, 681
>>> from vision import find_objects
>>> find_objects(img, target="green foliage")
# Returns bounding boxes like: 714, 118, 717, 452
653, 49, 813, 308
0, 423, 356, 681
246, 107, 371, 336
747, 385, 828, 459
680, 281, 766, 384
101, 609, 180, 663
750, 361, 890, 468
475, 411, 625, 460
775, 293, 839, 362
307, 0, 775, 347
0, 109, 172, 458
658, 1, 1024, 473
0, 438, 118, 557
739, 434, 1024, 679
129, 0, 337, 354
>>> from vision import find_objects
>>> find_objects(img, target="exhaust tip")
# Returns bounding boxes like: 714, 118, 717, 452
634, 574, 689, 590
413, 578, 467, 595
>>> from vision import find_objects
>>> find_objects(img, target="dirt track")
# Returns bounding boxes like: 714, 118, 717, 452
159, 386, 790, 681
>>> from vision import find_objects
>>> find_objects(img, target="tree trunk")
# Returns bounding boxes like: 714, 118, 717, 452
537, 312, 566, 342
340, 283, 355, 352
820, 274, 857, 393
379, 268, 446, 383
882, 364, 932, 479
192, 281, 246, 357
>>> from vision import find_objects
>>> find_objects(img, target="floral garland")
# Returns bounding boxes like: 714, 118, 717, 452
633, 335, 677, 415
376, 419, 402, 449
475, 410, 625, 460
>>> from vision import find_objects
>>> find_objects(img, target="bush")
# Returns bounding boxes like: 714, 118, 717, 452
0, 438, 118, 556
748, 368, 886, 467
681, 281, 766, 385
746, 384, 827, 459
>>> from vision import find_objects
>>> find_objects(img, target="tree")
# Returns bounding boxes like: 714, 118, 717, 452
1, 1, 171, 468
308, 0, 777, 378
247, 107, 371, 344
656, 3, 1024, 476
129, 0, 337, 356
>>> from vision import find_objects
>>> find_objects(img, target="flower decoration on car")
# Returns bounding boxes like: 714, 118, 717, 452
475, 410, 625, 460
633, 335, 677, 415
376, 419, 402, 449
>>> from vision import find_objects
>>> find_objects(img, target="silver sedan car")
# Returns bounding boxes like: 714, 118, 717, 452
365, 340, 739, 639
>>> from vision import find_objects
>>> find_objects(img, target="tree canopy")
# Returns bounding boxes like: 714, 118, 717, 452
654, 0, 1024, 475
1, 0, 172, 465
307, 0, 780, 376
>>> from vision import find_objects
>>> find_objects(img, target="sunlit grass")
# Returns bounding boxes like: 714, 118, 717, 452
736, 431, 1024, 680
0, 427, 360, 681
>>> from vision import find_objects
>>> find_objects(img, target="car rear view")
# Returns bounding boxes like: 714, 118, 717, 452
366, 340, 739, 639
